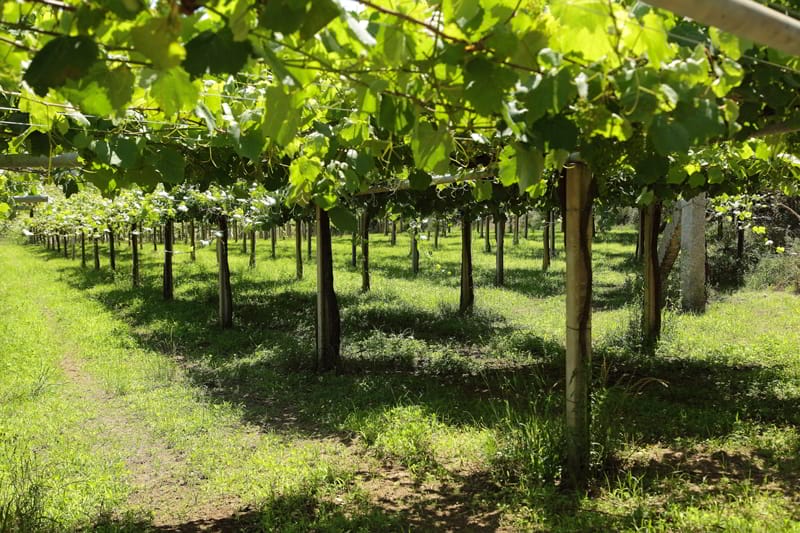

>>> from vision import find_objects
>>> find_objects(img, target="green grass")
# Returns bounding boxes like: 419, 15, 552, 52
2, 223, 799, 531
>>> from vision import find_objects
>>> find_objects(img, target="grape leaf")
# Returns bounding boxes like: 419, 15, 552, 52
411, 122, 453, 175
131, 17, 184, 69
150, 68, 199, 116
464, 57, 517, 115
24, 36, 99, 96
328, 205, 358, 232
183, 28, 252, 78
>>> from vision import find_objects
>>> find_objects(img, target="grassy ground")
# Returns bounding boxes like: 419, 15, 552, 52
1, 222, 798, 531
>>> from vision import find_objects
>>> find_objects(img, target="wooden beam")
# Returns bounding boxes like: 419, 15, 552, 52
0, 152, 80, 169
647, 0, 800, 56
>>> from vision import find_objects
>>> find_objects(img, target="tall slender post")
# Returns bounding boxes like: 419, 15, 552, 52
543, 215, 551, 271
316, 206, 341, 371
131, 223, 140, 288
189, 219, 196, 261
513, 215, 520, 245
390, 220, 397, 246
459, 211, 474, 314
564, 160, 593, 490
681, 194, 707, 312
93, 236, 100, 270
411, 226, 420, 275
642, 201, 662, 345
108, 226, 116, 271
361, 211, 370, 292
217, 215, 233, 328
163, 220, 174, 300
351, 230, 357, 269
495, 213, 505, 286
524, 213, 529, 239
307, 219, 313, 260
249, 229, 256, 269
271, 226, 277, 259
484, 216, 491, 253
81, 231, 86, 268
295, 219, 303, 280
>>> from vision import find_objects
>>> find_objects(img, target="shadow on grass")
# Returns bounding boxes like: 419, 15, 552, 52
27, 240, 800, 528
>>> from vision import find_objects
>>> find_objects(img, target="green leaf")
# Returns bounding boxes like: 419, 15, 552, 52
289, 155, 321, 204
183, 28, 252, 78
463, 57, 517, 115
707, 166, 724, 184
497, 143, 544, 194
229, 0, 254, 41
327, 206, 358, 232
154, 147, 185, 183
104, 66, 135, 110
411, 122, 453, 175
262, 86, 302, 146
539, 115, 578, 151
688, 172, 705, 188
259, 0, 306, 34
472, 180, 492, 201
235, 128, 264, 160
524, 68, 576, 121
24, 36, 99, 96
636, 153, 669, 184
300, 0, 340, 40
409, 169, 432, 190
443, 0, 481, 29
110, 136, 141, 169
649, 116, 690, 155
131, 17, 185, 69
102, 0, 143, 20
516, 144, 544, 194
710, 27, 748, 60
666, 165, 687, 184
150, 68, 199, 116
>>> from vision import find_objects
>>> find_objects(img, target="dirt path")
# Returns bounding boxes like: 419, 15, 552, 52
49, 321, 250, 530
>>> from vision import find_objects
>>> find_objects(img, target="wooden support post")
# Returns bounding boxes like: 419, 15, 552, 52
351, 230, 357, 269
295, 219, 303, 280
411, 226, 420, 275
81, 231, 86, 268
93, 236, 100, 270
307, 219, 313, 260
62, 236, 68, 258
131, 223, 140, 288
495, 213, 505, 286
390, 219, 397, 246
163, 220, 174, 300
217, 215, 233, 328
249, 229, 256, 269
271, 226, 277, 259
681, 194, 707, 313
316, 206, 341, 372
108, 227, 116, 271
524, 213, 529, 239
361, 211, 370, 292
641, 201, 662, 345
513, 215, 520, 245
189, 219, 196, 262
484, 216, 492, 253
564, 160, 593, 490
543, 216, 551, 271
434, 219, 440, 249
459, 211, 474, 314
